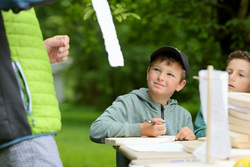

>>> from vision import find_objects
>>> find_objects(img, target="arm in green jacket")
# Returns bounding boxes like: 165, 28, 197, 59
89, 96, 142, 144
194, 106, 206, 139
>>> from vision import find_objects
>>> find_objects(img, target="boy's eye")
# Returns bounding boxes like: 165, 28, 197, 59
153, 68, 160, 72
239, 73, 245, 77
227, 71, 232, 75
167, 73, 174, 77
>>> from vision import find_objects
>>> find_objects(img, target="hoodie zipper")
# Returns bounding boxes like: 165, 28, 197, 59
161, 105, 165, 135
161, 105, 164, 120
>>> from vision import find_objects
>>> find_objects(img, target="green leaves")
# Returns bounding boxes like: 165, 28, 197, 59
111, 4, 141, 22
83, 2, 141, 22
83, 3, 95, 20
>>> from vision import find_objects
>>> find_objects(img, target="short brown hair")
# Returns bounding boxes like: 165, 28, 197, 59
227, 50, 250, 66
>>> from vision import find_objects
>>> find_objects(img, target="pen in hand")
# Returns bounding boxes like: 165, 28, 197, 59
145, 119, 169, 127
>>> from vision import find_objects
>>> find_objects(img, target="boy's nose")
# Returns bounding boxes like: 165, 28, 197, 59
229, 73, 236, 82
157, 73, 164, 80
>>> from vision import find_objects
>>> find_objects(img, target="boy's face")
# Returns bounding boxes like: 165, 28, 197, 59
147, 58, 186, 100
226, 59, 250, 93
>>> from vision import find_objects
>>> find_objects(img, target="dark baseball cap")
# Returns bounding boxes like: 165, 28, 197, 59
150, 46, 189, 78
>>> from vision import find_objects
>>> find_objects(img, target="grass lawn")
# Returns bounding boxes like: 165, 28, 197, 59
55, 103, 116, 167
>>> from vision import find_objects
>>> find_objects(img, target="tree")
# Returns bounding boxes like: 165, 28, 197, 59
36, 0, 250, 110
205, 0, 250, 55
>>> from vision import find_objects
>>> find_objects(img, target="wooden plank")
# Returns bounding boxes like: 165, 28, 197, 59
130, 157, 197, 165
146, 161, 236, 167
197, 137, 206, 142
181, 141, 203, 153
105, 136, 175, 146
231, 141, 250, 149
228, 114, 250, 128
229, 131, 249, 143
228, 92, 250, 109
229, 108, 250, 121
230, 148, 250, 160
229, 124, 250, 135
118, 144, 195, 160
200, 131, 250, 148
206, 65, 213, 164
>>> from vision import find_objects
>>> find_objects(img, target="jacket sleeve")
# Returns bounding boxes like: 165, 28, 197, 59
182, 108, 193, 132
194, 106, 206, 139
186, 113, 194, 131
89, 96, 141, 144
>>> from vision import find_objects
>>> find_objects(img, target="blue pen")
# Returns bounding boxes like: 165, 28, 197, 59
145, 119, 169, 127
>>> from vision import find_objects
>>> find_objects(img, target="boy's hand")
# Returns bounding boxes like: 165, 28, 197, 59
175, 126, 195, 141
140, 118, 166, 137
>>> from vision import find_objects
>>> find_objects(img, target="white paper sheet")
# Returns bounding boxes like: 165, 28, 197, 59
92, 0, 124, 67
126, 142, 184, 152
193, 70, 231, 163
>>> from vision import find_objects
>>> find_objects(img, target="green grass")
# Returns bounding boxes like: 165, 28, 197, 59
55, 104, 116, 167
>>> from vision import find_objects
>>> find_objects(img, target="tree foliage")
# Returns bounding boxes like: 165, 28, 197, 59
36, 0, 250, 110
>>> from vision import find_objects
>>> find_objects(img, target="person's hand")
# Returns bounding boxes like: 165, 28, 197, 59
141, 118, 166, 137
175, 126, 195, 141
44, 35, 70, 64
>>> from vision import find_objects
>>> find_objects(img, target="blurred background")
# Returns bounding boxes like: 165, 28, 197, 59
35, 0, 250, 166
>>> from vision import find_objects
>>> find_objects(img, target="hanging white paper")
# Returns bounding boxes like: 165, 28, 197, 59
92, 0, 124, 67
193, 70, 231, 163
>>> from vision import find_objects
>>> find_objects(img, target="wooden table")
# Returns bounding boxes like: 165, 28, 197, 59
105, 137, 250, 167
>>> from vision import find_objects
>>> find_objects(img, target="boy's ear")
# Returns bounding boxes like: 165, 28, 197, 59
146, 67, 150, 80
176, 80, 186, 92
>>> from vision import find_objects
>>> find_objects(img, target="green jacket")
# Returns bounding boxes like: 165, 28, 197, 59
0, 9, 61, 148
90, 87, 193, 142
194, 106, 206, 139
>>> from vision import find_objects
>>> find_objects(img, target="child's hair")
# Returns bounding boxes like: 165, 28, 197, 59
149, 53, 186, 82
227, 50, 250, 66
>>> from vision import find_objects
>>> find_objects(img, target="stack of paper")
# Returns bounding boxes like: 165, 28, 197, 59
228, 92, 250, 149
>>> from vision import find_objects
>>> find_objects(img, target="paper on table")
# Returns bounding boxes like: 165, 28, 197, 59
126, 142, 184, 152
105, 136, 176, 146
193, 70, 231, 162
92, 0, 124, 67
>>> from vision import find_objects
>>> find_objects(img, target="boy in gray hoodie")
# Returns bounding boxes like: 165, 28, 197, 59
90, 46, 195, 166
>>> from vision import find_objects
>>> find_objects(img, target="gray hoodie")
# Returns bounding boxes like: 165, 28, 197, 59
90, 88, 193, 144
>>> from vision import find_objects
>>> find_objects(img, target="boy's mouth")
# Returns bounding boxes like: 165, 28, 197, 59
154, 82, 165, 87
228, 84, 235, 89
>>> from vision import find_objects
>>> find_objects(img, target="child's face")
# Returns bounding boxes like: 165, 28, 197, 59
147, 59, 186, 100
226, 59, 250, 93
